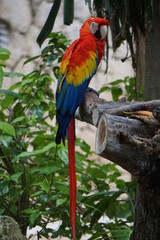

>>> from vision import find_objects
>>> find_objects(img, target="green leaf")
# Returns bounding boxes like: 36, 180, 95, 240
40, 181, 50, 193
23, 55, 40, 65
30, 212, 40, 226
30, 166, 60, 175
0, 48, 10, 55
54, 181, 69, 194
41, 166, 60, 175
0, 209, 5, 214
10, 172, 23, 182
111, 225, 132, 240
87, 167, 106, 179
31, 191, 43, 198
21, 78, 33, 86
99, 85, 110, 94
0, 66, 4, 87
110, 79, 124, 86
0, 89, 22, 99
76, 140, 90, 154
4, 72, 24, 78
78, 186, 89, 193
0, 48, 10, 60
111, 87, 123, 101
30, 105, 44, 119
90, 191, 122, 226
64, 0, 74, 25
0, 184, 9, 196
37, 0, 62, 46
0, 61, 6, 67
0, 135, 12, 147
57, 147, 68, 164
9, 81, 21, 91
53, 66, 59, 79
43, 142, 56, 151
0, 121, 15, 137
17, 142, 55, 157
56, 197, 67, 207
46, 52, 59, 64
88, 230, 107, 240
12, 116, 26, 124
33, 181, 50, 193
21, 209, 38, 214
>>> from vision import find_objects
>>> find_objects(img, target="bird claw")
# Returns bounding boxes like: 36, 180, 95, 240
86, 87, 99, 97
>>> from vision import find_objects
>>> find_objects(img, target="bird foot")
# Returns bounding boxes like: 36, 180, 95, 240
86, 87, 99, 97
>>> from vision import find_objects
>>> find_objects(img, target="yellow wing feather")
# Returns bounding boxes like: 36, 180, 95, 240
59, 50, 97, 88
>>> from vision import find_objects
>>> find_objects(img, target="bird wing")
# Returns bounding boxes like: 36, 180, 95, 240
55, 37, 98, 144
56, 38, 98, 117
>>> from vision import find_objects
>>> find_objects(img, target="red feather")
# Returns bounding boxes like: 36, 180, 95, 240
68, 116, 76, 240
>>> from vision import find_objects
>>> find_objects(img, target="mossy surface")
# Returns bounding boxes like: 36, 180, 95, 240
0, 216, 27, 240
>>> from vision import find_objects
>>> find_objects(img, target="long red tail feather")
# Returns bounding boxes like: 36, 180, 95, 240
68, 116, 76, 240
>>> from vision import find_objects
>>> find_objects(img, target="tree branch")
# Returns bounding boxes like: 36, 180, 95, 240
78, 89, 160, 126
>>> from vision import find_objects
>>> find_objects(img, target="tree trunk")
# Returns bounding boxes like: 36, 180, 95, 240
132, 2, 160, 238
78, 90, 160, 240
144, 0, 160, 100
131, 169, 160, 240
136, 27, 145, 97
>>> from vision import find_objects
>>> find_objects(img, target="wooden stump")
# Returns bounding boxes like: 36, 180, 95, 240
95, 113, 159, 176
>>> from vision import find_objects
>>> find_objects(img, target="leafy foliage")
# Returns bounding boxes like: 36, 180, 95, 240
99, 76, 144, 101
0, 32, 135, 239
37, 0, 74, 47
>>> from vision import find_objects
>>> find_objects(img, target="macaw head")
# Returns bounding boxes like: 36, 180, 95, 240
80, 17, 109, 40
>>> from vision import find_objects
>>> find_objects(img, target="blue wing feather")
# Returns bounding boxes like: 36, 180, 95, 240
56, 50, 98, 144
61, 85, 71, 115
56, 76, 67, 110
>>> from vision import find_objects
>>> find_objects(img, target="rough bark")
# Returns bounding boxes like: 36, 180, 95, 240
95, 113, 158, 176
78, 89, 160, 126
78, 89, 160, 240
136, 27, 145, 97
131, 178, 160, 240
144, 1, 160, 100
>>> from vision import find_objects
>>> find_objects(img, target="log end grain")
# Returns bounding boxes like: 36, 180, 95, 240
96, 115, 107, 154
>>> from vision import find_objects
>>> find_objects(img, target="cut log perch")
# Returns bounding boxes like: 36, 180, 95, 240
78, 89, 160, 177
95, 113, 159, 176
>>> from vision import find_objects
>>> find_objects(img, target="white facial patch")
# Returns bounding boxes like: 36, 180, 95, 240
90, 21, 98, 35
100, 25, 108, 39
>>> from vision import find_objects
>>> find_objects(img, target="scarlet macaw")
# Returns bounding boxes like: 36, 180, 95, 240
56, 17, 109, 239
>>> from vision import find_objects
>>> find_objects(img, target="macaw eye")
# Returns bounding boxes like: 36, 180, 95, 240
90, 22, 98, 35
